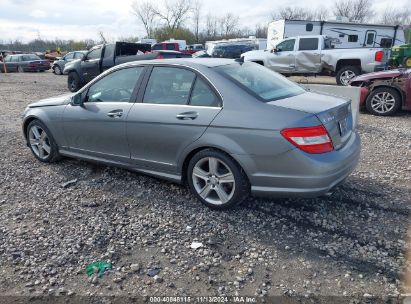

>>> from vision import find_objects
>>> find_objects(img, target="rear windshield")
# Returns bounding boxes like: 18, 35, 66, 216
214, 62, 305, 102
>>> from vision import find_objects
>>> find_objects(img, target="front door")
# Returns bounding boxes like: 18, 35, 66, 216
127, 66, 222, 173
81, 47, 102, 84
63, 66, 145, 163
295, 37, 322, 73
267, 38, 296, 73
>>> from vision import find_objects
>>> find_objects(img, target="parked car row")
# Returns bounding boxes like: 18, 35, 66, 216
0, 54, 51, 72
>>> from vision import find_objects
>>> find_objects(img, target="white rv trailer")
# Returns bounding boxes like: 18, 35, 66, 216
267, 19, 405, 50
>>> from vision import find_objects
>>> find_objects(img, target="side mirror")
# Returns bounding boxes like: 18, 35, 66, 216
71, 93, 84, 106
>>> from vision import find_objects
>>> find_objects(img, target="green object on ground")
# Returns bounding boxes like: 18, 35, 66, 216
86, 261, 112, 277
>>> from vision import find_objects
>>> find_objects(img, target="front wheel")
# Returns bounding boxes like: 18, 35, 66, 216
27, 120, 61, 163
187, 149, 249, 210
53, 65, 62, 75
68, 72, 81, 92
366, 87, 401, 116
404, 57, 411, 68
336, 66, 360, 86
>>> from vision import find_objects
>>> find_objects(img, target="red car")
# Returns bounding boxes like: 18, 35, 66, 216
350, 68, 411, 116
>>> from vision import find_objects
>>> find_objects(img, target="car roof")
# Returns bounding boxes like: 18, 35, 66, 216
124, 58, 236, 68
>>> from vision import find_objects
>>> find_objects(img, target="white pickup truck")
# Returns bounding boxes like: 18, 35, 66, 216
242, 35, 389, 85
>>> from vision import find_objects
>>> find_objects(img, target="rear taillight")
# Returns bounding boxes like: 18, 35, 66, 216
281, 125, 334, 154
156, 54, 164, 59
375, 51, 384, 62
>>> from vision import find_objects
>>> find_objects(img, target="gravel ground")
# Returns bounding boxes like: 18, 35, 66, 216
0, 71, 410, 302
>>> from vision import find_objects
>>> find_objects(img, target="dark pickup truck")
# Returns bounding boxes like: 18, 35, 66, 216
64, 42, 151, 92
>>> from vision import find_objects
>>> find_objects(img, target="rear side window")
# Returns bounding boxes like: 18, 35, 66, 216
214, 62, 305, 102
190, 78, 220, 107
298, 38, 318, 51
166, 44, 176, 50
348, 35, 358, 42
143, 67, 195, 105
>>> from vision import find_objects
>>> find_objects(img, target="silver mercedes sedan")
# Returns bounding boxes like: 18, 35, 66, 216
22, 59, 361, 209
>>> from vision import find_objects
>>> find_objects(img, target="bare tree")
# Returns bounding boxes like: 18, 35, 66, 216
219, 13, 240, 38
272, 6, 313, 20
131, 1, 157, 38
152, 0, 192, 32
205, 14, 219, 39
314, 7, 329, 21
379, 7, 411, 27
98, 31, 107, 44
192, 0, 202, 42
333, 0, 373, 23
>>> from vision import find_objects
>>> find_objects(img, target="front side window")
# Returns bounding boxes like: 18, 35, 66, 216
298, 38, 318, 51
65, 53, 74, 60
214, 62, 305, 102
276, 39, 295, 52
143, 67, 195, 105
190, 78, 220, 107
11, 56, 20, 62
348, 35, 358, 42
74, 52, 85, 59
86, 67, 144, 103
166, 44, 176, 50
86, 48, 102, 60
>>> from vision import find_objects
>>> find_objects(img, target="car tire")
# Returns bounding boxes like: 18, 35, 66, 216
366, 87, 401, 116
17, 66, 24, 73
187, 149, 250, 210
68, 72, 81, 92
336, 66, 360, 86
404, 57, 411, 68
26, 120, 61, 163
54, 65, 62, 75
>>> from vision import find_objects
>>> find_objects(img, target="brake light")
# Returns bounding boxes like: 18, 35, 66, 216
281, 125, 334, 154
156, 54, 164, 59
375, 51, 383, 62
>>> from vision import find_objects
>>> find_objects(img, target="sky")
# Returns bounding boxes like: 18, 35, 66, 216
0, 0, 408, 43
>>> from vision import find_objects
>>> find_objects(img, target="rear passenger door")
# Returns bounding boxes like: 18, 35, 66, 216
295, 37, 321, 73
126, 66, 222, 173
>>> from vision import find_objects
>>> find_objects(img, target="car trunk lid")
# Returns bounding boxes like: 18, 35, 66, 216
268, 92, 353, 150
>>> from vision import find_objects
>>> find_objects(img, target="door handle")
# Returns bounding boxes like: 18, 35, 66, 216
107, 110, 123, 118
176, 111, 198, 120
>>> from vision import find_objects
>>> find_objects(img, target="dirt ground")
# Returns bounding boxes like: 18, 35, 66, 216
0, 71, 410, 303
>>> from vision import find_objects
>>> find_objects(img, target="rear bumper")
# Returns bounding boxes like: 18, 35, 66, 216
233, 131, 361, 198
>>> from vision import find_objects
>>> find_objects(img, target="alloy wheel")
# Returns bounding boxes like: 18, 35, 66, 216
192, 157, 235, 205
28, 125, 51, 160
339, 70, 356, 86
370, 92, 396, 114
